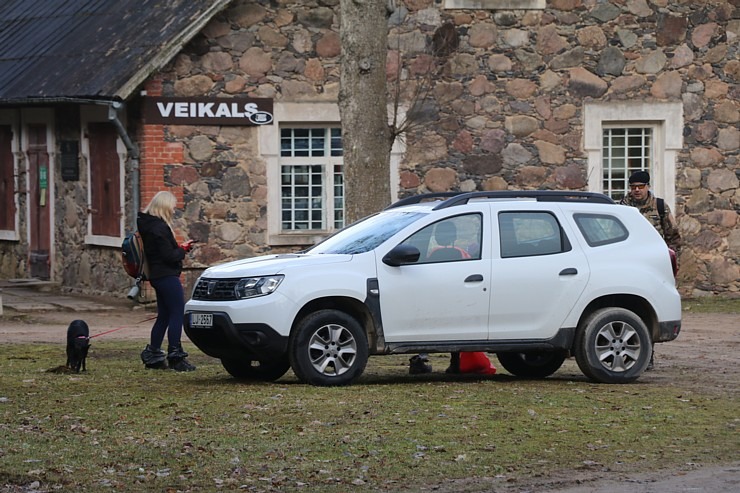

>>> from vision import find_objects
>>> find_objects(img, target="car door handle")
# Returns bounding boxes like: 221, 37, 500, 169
465, 274, 484, 282
559, 268, 578, 276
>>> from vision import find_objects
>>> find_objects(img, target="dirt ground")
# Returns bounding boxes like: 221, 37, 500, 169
0, 303, 738, 492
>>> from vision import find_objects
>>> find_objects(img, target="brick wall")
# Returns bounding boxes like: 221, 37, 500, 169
139, 77, 185, 213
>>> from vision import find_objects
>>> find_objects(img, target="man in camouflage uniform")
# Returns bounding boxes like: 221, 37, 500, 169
620, 170, 681, 370
621, 170, 682, 254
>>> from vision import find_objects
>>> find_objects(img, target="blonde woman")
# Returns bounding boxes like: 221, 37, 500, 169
137, 191, 196, 371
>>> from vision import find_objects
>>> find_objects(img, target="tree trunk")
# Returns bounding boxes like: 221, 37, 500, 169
339, 0, 392, 224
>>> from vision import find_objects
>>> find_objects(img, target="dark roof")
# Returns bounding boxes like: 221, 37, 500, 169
0, 0, 231, 104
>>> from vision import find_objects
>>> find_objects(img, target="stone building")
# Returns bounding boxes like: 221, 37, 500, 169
0, 0, 738, 298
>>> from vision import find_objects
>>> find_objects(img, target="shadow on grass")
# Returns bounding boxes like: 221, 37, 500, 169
85, 343, 598, 388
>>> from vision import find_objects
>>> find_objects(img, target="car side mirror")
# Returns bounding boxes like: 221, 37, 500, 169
382, 244, 421, 267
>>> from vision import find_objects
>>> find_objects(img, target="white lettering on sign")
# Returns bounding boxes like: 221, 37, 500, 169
150, 98, 273, 125
156, 102, 174, 117
175, 102, 188, 117
199, 102, 214, 117
156, 101, 268, 119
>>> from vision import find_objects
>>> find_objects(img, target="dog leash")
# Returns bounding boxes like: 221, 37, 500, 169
89, 315, 158, 339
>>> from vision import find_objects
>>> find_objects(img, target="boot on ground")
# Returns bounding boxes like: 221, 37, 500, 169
167, 345, 196, 372
141, 344, 167, 369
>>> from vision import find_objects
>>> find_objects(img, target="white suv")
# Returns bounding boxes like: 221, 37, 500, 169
184, 191, 681, 386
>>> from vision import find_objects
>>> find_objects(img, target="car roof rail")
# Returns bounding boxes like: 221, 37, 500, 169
386, 190, 615, 210
385, 192, 463, 209
432, 190, 615, 209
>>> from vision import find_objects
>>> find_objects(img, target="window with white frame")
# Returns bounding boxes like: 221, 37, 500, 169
279, 126, 344, 231
81, 106, 125, 247
584, 102, 683, 210
602, 126, 654, 202
261, 102, 404, 247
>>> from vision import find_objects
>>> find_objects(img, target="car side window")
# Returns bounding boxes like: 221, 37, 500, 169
573, 213, 629, 246
499, 211, 570, 258
399, 214, 482, 264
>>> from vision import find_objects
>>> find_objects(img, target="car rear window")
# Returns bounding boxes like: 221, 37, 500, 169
574, 213, 629, 246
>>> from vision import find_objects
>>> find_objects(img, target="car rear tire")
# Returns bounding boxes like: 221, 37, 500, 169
221, 356, 291, 382
289, 309, 368, 386
496, 351, 566, 378
575, 307, 651, 384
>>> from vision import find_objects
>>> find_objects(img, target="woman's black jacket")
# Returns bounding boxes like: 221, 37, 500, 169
137, 212, 185, 280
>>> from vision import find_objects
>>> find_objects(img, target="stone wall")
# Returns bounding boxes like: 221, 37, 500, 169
142, 0, 738, 296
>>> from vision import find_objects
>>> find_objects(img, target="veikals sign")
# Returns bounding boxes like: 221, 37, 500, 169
144, 97, 273, 126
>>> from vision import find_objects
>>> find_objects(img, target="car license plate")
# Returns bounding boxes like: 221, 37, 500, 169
191, 313, 213, 328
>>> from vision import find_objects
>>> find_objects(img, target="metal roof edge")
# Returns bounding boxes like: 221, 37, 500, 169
114, 0, 234, 101
0, 96, 122, 106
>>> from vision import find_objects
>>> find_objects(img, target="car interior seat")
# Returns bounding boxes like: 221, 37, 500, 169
427, 222, 466, 262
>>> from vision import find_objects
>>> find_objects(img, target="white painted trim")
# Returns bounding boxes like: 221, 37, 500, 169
583, 102, 683, 210
0, 110, 20, 240
84, 234, 123, 248
80, 105, 127, 246
443, 0, 545, 9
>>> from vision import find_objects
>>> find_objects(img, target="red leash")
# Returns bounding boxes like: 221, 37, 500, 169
89, 315, 158, 339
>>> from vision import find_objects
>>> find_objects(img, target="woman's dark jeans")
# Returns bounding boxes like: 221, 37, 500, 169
148, 275, 185, 349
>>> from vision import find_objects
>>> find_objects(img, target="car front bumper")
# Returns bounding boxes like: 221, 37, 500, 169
184, 311, 288, 361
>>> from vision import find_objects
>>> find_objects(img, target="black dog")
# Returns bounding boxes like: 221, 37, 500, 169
66, 320, 91, 373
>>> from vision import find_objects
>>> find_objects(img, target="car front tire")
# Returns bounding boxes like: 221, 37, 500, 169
289, 309, 368, 386
575, 307, 651, 384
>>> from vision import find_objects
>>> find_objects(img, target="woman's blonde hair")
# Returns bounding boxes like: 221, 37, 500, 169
144, 191, 177, 226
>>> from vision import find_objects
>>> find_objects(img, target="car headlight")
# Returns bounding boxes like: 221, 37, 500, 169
234, 275, 284, 299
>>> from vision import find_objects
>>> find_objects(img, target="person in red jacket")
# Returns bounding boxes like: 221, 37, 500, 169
137, 191, 196, 372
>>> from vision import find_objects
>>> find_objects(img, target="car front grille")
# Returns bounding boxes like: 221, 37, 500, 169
192, 278, 239, 301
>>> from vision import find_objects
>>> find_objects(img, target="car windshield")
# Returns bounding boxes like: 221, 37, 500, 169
307, 211, 425, 255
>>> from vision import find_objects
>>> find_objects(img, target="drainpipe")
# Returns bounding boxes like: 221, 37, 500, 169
107, 101, 143, 299
106, 102, 140, 232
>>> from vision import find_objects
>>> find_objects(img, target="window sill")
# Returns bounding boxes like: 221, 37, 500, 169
442, 0, 545, 9
0, 230, 19, 241
85, 235, 123, 248
268, 232, 331, 247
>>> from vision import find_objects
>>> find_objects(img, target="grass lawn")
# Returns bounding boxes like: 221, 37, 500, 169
1, 298, 737, 492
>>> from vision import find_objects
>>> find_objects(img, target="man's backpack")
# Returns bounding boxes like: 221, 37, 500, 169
121, 231, 149, 280
656, 197, 665, 223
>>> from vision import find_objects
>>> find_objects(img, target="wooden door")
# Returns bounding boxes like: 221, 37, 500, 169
27, 124, 51, 280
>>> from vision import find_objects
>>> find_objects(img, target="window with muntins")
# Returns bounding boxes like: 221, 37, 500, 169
602, 127, 653, 202
584, 102, 682, 211
280, 126, 343, 231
